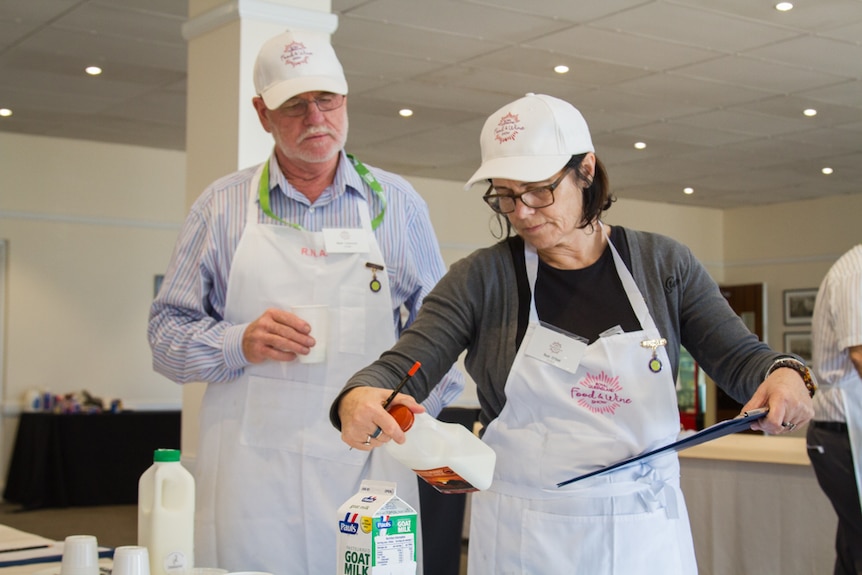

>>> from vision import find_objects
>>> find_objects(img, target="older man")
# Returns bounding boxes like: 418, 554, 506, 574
808, 244, 862, 575
148, 29, 461, 574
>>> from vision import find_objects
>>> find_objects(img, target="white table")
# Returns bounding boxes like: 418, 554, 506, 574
0, 525, 112, 575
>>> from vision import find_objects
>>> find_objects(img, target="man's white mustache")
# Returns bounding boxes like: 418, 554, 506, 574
298, 128, 334, 142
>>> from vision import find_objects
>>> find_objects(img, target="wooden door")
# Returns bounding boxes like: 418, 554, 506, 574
713, 283, 765, 423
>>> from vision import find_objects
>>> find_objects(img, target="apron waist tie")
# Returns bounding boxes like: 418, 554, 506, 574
491, 460, 680, 519
634, 461, 679, 519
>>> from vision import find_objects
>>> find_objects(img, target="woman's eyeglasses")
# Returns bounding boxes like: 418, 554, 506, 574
482, 167, 573, 214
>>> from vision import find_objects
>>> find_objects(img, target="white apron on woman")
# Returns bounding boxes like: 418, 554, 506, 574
194, 162, 422, 574
468, 233, 698, 574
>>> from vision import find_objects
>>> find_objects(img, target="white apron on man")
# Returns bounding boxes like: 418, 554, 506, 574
193, 161, 422, 574
468, 232, 698, 574
837, 378, 862, 501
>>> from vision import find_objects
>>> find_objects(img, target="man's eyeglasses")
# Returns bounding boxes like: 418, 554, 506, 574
277, 93, 345, 117
483, 167, 573, 214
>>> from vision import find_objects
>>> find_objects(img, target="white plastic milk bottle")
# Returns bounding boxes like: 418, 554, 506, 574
383, 405, 496, 493
138, 449, 195, 575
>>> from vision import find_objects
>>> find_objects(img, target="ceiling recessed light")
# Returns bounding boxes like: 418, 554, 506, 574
683, 187, 694, 195
775, 2, 793, 11
399, 109, 413, 118
822, 167, 834, 175
634, 142, 647, 150
803, 108, 817, 117
0, 108, 12, 117
554, 65, 569, 74
85, 66, 102, 76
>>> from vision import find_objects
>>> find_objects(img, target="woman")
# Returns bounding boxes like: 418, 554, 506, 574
330, 93, 815, 573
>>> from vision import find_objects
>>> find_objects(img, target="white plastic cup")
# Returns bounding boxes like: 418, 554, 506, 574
60, 535, 99, 575
190, 569, 228, 575
291, 305, 328, 364
112, 546, 150, 575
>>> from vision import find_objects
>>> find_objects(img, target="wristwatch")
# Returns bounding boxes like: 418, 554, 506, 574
766, 358, 817, 398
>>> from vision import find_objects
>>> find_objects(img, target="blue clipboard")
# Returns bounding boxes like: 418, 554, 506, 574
556, 407, 769, 488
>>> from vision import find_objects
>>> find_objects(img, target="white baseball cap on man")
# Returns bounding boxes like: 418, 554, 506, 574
253, 30, 348, 110
464, 93, 594, 190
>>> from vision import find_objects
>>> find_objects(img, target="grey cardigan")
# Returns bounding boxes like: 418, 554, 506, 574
332, 227, 784, 430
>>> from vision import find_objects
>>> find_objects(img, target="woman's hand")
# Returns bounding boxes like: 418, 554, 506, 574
337, 386, 425, 450
741, 367, 814, 434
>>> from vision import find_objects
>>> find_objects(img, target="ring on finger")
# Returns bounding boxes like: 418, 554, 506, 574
363, 435, 372, 446
781, 421, 796, 431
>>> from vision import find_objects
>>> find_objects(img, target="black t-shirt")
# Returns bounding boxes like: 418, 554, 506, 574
509, 227, 641, 347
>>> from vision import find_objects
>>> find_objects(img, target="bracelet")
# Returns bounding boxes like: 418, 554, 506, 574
766, 358, 817, 398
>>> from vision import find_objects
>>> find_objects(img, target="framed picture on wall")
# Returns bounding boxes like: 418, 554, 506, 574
783, 288, 818, 325
784, 332, 813, 364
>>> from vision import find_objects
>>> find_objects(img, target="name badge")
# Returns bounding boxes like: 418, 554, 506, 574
525, 324, 588, 374
323, 228, 369, 253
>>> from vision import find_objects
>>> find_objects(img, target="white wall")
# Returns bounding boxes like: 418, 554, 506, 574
0, 133, 187, 485
722, 194, 862, 349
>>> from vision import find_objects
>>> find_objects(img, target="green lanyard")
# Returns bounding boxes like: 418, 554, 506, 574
257, 154, 387, 230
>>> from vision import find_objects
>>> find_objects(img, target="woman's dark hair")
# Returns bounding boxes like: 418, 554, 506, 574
489, 153, 616, 239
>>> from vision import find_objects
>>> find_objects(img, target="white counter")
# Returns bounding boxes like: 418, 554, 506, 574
679, 433, 837, 575
680, 434, 810, 465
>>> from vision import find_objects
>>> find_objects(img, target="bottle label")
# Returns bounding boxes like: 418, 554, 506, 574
414, 466, 478, 494
164, 551, 188, 573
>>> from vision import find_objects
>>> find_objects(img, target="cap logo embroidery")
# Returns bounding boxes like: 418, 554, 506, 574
280, 41, 313, 68
494, 112, 524, 143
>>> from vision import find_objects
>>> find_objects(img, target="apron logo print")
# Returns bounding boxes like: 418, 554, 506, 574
300, 247, 328, 257
571, 371, 632, 415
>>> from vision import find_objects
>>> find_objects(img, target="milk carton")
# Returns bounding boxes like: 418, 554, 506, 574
337, 480, 417, 575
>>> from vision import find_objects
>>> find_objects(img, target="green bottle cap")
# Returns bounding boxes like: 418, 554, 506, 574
153, 448, 181, 462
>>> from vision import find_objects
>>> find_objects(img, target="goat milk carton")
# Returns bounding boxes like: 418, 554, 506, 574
337, 480, 417, 575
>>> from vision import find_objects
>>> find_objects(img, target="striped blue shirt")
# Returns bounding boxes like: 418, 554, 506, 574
811, 244, 862, 421
148, 151, 463, 415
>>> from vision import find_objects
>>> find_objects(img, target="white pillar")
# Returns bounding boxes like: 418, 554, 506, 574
180, 0, 337, 463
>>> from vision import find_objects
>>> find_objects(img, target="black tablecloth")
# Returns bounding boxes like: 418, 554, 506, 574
3, 411, 181, 509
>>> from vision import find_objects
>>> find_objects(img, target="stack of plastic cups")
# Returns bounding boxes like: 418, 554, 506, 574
60, 535, 99, 575
112, 546, 151, 575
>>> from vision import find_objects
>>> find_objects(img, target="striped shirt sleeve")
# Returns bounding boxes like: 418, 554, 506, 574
148, 153, 463, 407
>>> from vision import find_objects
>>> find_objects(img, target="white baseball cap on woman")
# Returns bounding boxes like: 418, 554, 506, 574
464, 93, 594, 190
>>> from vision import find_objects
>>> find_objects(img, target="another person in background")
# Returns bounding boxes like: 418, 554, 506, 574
808, 243, 862, 575
147, 30, 461, 574
331, 93, 816, 574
